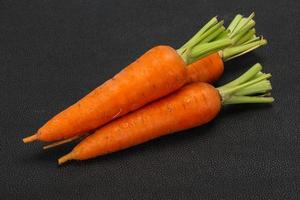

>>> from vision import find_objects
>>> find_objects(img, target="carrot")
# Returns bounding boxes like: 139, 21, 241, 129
182, 12, 267, 84
23, 46, 188, 142
58, 63, 274, 164
187, 52, 224, 83
23, 13, 266, 144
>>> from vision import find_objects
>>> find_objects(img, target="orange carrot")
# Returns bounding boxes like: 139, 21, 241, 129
23, 13, 266, 144
59, 83, 221, 163
58, 64, 274, 164
187, 52, 224, 83
24, 46, 187, 142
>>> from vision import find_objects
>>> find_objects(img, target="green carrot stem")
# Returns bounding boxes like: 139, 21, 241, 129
222, 96, 274, 105
200, 26, 225, 44
189, 20, 224, 46
177, 12, 266, 65
227, 14, 243, 32
219, 73, 271, 96
243, 36, 260, 45
235, 28, 256, 45
216, 30, 230, 40
230, 19, 255, 40
259, 92, 272, 97
178, 49, 189, 64
188, 39, 232, 64
222, 38, 267, 61
189, 39, 232, 57
178, 17, 218, 52
218, 63, 262, 89
230, 12, 255, 37
217, 63, 274, 105
231, 20, 255, 44
250, 71, 264, 80
187, 50, 219, 64
234, 80, 272, 96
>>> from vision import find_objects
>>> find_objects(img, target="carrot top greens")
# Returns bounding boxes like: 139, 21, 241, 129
217, 63, 274, 105
177, 13, 267, 64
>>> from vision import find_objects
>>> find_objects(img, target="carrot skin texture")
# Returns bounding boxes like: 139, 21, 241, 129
187, 53, 224, 83
37, 46, 187, 142
70, 82, 221, 161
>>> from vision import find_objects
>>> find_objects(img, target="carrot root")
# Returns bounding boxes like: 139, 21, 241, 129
43, 135, 81, 150
22, 134, 38, 143
58, 152, 74, 165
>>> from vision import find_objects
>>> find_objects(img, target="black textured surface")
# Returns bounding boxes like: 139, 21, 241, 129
1, 0, 300, 199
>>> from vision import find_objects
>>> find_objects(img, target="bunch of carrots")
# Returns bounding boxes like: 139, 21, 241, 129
22, 13, 274, 165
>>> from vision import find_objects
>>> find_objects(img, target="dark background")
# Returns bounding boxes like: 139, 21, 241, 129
1, 0, 299, 199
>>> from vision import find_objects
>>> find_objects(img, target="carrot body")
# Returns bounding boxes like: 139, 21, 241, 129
62, 83, 221, 161
35, 46, 187, 142
187, 52, 224, 83
24, 46, 224, 143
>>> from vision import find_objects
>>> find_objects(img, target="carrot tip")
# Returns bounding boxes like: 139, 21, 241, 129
58, 152, 74, 165
22, 134, 38, 143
